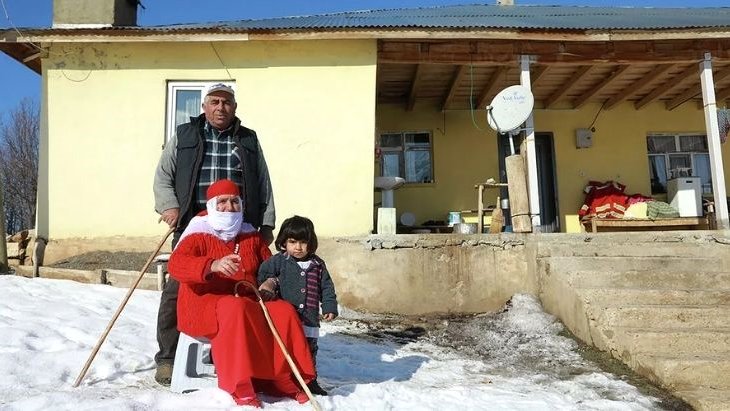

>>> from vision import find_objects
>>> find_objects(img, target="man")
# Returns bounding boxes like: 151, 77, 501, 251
153, 83, 275, 385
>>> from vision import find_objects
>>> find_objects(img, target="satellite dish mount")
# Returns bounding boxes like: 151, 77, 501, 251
485, 85, 535, 155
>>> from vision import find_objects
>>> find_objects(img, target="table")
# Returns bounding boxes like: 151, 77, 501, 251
474, 181, 507, 233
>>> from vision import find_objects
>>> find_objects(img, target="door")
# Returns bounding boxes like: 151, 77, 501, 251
497, 132, 560, 232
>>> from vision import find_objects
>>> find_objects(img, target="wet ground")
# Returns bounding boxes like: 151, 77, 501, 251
339, 299, 692, 411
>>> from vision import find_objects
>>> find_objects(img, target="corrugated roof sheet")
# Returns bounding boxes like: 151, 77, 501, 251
158, 4, 730, 31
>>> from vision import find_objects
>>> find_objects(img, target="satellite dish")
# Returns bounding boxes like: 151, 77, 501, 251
486, 85, 535, 133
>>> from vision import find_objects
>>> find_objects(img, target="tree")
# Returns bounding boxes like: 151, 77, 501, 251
0, 99, 39, 234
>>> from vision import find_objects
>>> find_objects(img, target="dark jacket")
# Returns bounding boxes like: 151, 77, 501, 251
153, 114, 275, 233
258, 252, 338, 328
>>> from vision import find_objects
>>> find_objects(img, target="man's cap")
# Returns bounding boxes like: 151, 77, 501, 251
206, 83, 235, 97
206, 179, 240, 200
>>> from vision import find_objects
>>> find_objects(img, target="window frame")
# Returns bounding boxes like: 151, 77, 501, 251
164, 81, 236, 144
378, 130, 435, 184
646, 132, 711, 195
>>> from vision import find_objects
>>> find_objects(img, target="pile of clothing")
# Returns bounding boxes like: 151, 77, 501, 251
578, 180, 679, 220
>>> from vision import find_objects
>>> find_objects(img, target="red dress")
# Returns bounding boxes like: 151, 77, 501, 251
168, 231, 315, 398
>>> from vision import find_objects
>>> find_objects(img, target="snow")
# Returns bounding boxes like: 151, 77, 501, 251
0, 276, 661, 410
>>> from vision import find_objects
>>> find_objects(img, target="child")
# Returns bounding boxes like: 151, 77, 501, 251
258, 215, 338, 396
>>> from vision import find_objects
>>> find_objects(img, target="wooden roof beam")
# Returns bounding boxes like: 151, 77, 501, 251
476, 66, 508, 110
716, 86, 730, 103
604, 64, 673, 109
693, 86, 730, 109
379, 39, 730, 65
572, 65, 631, 109
406, 64, 425, 111
530, 65, 549, 87
666, 66, 730, 110
544, 65, 593, 109
441, 65, 469, 112
635, 64, 698, 109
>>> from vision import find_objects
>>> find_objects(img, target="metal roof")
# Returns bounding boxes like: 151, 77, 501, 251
158, 4, 730, 32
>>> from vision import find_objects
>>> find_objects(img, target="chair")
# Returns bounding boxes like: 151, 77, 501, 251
170, 332, 217, 393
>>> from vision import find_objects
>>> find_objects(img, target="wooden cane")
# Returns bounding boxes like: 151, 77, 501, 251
235, 280, 323, 411
73, 226, 176, 388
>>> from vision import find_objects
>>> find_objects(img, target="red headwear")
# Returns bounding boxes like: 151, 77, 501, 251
206, 179, 240, 200
176, 179, 255, 246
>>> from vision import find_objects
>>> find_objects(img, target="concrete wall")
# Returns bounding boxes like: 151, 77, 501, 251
38, 229, 728, 317
37, 39, 377, 241
319, 234, 537, 314
377, 102, 730, 233
41, 232, 539, 314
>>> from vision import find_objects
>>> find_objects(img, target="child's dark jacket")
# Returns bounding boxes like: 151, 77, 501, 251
258, 252, 338, 328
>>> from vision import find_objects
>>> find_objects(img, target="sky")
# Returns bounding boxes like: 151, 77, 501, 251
0, 0, 728, 116
0, 275, 668, 410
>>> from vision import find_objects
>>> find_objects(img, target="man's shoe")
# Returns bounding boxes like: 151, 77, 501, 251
154, 363, 173, 386
307, 379, 328, 396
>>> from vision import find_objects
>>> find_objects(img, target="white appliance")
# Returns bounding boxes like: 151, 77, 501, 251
667, 177, 702, 217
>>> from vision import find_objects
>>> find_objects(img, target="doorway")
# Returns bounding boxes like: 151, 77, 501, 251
497, 132, 560, 233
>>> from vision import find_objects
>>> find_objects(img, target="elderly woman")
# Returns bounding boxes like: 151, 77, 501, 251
168, 179, 314, 407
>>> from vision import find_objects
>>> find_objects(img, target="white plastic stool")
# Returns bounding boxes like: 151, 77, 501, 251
170, 332, 218, 393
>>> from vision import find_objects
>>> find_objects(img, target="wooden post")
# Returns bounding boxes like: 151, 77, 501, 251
0, 176, 8, 274
699, 53, 729, 229
520, 55, 541, 229
477, 183, 485, 234
506, 154, 532, 232
157, 264, 165, 291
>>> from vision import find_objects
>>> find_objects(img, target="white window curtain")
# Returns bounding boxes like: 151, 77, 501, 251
175, 90, 202, 128
693, 153, 712, 193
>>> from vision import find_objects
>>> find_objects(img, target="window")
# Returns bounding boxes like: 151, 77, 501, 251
165, 81, 235, 142
379, 131, 434, 183
647, 134, 711, 194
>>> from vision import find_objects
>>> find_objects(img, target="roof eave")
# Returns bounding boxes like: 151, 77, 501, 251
4, 26, 730, 43
3, 26, 730, 75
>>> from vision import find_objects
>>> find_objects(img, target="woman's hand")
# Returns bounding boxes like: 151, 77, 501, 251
321, 313, 337, 322
211, 254, 241, 277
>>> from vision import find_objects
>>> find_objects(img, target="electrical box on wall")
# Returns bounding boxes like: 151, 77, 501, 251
576, 128, 593, 148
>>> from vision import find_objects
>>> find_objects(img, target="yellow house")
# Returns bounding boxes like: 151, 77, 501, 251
2, 2, 730, 258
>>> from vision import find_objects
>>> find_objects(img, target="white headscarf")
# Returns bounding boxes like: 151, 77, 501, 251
205, 196, 244, 241
177, 195, 256, 246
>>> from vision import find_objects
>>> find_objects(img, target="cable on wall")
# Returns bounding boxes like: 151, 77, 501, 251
210, 42, 234, 80
469, 63, 486, 131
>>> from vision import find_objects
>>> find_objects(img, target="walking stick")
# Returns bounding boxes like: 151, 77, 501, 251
235, 280, 323, 411
73, 226, 176, 388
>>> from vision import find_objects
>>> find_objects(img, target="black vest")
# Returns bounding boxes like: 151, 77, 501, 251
174, 114, 263, 230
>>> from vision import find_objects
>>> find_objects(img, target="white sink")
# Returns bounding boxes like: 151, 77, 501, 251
375, 176, 406, 190
375, 176, 405, 208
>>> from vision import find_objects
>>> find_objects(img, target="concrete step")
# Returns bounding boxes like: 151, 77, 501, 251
674, 388, 730, 411
596, 305, 730, 329
543, 256, 730, 274
611, 327, 730, 356
634, 354, 730, 390
577, 287, 730, 306
535, 230, 727, 244
540, 242, 730, 258
563, 271, 730, 290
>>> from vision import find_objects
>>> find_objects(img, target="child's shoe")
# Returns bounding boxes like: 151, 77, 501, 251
307, 379, 328, 396
232, 395, 262, 408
